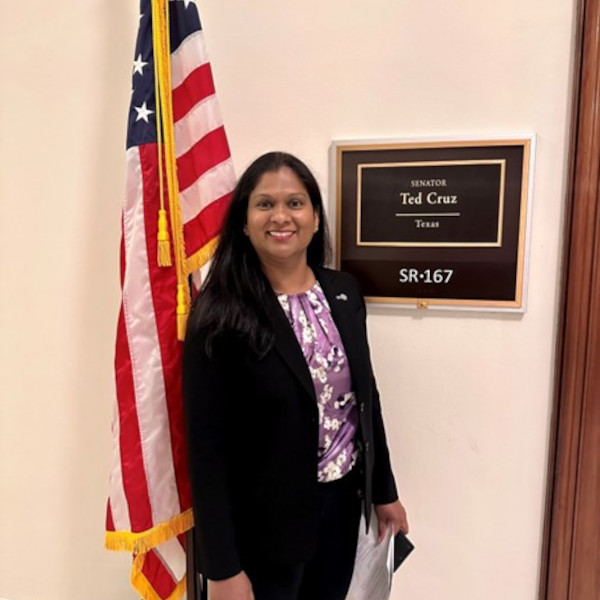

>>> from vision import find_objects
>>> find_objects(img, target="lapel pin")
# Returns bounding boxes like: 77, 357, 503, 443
336, 293, 348, 301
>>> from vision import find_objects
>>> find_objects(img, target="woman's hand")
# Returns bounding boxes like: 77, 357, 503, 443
374, 499, 409, 543
208, 571, 254, 600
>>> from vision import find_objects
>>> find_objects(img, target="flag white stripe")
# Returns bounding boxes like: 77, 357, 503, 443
171, 29, 208, 89
174, 95, 224, 158
122, 148, 180, 525
190, 260, 210, 291
109, 399, 131, 531
180, 158, 236, 223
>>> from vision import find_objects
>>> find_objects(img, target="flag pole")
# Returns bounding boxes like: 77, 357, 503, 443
185, 529, 198, 600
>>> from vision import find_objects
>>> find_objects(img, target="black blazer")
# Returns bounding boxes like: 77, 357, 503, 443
183, 267, 398, 580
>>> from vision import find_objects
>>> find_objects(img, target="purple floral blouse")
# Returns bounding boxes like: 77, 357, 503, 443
277, 281, 358, 482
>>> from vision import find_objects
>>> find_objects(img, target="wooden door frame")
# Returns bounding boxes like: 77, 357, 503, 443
541, 0, 600, 597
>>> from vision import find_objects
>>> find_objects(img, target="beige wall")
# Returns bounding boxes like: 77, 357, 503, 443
0, 1, 575, 599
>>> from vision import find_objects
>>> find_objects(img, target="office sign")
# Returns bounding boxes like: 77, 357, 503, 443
331, 137, 534, 310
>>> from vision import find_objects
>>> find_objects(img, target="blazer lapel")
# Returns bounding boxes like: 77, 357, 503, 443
268, 291, 317, 401
316, 269, 370, 402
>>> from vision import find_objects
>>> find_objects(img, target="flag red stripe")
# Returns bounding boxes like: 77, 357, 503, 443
142, 549, 178, 598
183, 192, 232, 256
176, 126, 231, 192
115, 307, 154, 532
140, 144, 191, 510
106, 501, 115, 531
172, 63, 215, 123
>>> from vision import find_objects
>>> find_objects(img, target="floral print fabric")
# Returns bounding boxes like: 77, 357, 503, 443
277, 281, 358, 482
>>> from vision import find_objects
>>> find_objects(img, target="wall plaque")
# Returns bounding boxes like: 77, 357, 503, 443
331, 137, 534, 310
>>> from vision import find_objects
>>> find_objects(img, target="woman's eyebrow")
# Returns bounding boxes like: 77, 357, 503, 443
251, 192, 308, 199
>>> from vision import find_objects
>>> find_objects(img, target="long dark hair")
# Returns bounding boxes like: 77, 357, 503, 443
187, 151, 332, 356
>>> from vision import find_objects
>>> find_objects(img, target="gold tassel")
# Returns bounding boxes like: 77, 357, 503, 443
176, 283, 188, 341
157, 209, 172, 267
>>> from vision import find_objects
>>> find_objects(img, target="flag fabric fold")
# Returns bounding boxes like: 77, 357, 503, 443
106, 0, 235, 597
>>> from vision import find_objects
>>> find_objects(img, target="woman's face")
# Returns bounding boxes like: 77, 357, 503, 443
245, 166, 319, 269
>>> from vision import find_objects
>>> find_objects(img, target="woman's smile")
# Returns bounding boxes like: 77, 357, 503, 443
268, 230, 295, 240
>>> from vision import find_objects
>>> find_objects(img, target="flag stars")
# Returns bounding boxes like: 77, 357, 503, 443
134, 102, 154, 123
133, 54, 148, 76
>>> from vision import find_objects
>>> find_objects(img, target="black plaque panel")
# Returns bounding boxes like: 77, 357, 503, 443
333, 139, 532, 309
359, 162, 503, 245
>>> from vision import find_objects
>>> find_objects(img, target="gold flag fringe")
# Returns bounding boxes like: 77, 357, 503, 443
186, 237, 220, 276
105, 508, 194, 555
132, 554, 187, 600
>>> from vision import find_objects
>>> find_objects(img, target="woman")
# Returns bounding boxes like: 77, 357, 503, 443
183, 152, 408, 600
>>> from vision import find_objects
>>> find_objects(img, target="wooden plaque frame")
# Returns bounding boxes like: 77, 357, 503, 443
330, 137, 535, 311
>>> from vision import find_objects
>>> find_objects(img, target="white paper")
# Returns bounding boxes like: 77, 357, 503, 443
345, 513, 394, 600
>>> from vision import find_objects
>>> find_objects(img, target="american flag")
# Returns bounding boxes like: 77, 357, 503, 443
105, 0, 235, 597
